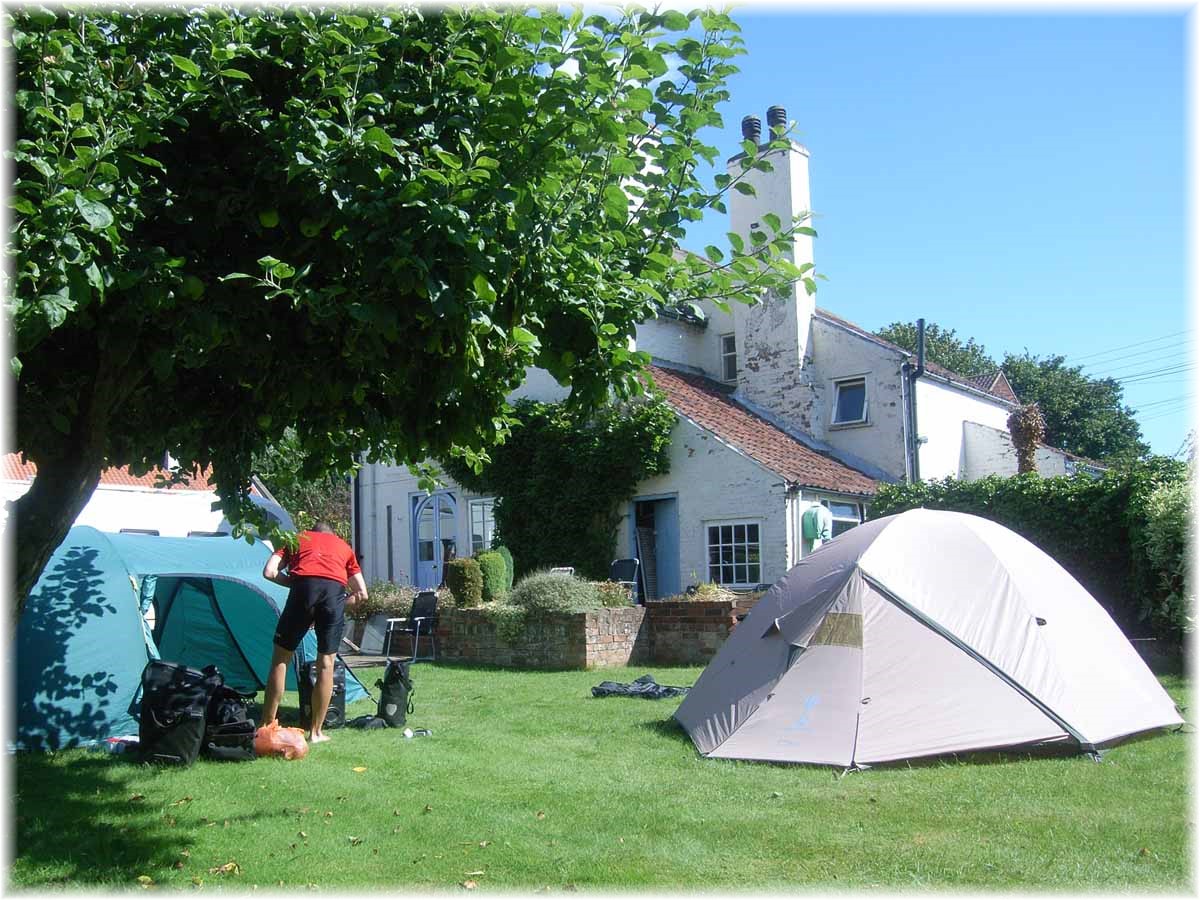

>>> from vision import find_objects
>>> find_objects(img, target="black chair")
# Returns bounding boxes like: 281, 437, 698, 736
609, 558, 641, 604
384, 590, 439, 662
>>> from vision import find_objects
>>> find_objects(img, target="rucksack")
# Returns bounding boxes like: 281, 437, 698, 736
376, 659, 414, 728
138, 661, 222, 766
202, 684, 257, 762
298, 658, 347, 730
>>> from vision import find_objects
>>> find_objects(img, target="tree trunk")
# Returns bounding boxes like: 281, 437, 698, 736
13, 452, 106, 617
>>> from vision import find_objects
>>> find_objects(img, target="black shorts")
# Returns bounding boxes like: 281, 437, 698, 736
274, 576, 346, 655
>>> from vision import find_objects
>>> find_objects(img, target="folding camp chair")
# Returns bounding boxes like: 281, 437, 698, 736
609, 558, 640, 604
549, 566, 575, 576
384, 590, 439, 662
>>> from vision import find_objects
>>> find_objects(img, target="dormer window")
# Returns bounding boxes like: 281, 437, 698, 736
832, 377, 868, 426
720, 333, 737, 382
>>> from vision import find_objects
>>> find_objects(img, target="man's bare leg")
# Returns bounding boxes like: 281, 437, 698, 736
260, 644, 294, 726
309, 652, 336, 743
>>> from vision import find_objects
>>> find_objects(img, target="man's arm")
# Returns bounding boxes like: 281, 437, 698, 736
263, 553, 292, 588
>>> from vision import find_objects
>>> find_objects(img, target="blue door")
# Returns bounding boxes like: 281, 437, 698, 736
632, 495, 680, 601
412, 492, 458, 589
653, 498, 680, 598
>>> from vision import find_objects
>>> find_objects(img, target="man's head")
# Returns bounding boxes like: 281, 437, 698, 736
312, 522, 335, 534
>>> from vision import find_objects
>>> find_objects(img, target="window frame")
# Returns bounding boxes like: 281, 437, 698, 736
818, 498, 864, 537
469, 497, 496, 555
720, 333, 738, 383
705, 518, 762, 588
831, 375, 869, 426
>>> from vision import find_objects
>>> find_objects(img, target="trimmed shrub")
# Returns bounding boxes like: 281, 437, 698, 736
494, 545, 515, 591
476, 550, 508, 603
508, 570, 601, 616
1140, 477, 1193, 635
444, 557, 483, 608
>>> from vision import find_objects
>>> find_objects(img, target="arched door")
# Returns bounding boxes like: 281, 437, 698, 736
412, 492, 458, 589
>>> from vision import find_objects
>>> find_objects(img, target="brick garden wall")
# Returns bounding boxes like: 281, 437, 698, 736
429, 598, 760, 670
435, 606, 649, 670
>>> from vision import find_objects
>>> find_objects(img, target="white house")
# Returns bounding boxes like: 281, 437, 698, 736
353, 107, 1083, 596
1, 454, 293, 537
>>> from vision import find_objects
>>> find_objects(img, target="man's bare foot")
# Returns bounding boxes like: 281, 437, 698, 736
310, 732, 331, 744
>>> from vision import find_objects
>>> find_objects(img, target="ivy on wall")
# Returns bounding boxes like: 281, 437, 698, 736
869, 458, 1191, 644
443, 396, 676, 580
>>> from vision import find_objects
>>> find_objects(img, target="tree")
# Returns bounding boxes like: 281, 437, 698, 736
11, 7, 812, 611
875, 320, 996, 379
876, 322, 1148, 462
252, 430, 351, 539
1000, 352, 1149, 463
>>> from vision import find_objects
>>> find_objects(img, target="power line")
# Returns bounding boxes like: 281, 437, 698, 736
1133, 394, 1192, 411
1079, 341, 1193, 373
1087, 350, 1192, 378
1067, 329, 1191, 364
1116, 363, 1193, 385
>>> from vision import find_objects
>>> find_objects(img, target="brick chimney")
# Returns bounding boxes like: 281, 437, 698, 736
727, 106, 818, 430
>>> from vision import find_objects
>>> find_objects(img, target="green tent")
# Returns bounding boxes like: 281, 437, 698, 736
16, 526, 369, 749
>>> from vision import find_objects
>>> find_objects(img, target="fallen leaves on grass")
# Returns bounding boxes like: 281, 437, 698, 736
461, 880, 479, 890
324, 811, 334, 818
209, 861, 242, 876
348, 836, 363, 846
128, 794, 146, 803
423, 804, 434, 813
298, 831, 308, 839
465, 871, 485, 876
352, 766, 367, 773
479, 841, 491, 848
173, 861, 185, 870
191, 877, 203, 887
170, 796, 193, 807
535, 811, 545, 820
135, 875, 153, 887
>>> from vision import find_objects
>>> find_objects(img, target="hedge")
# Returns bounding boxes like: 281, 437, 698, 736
476, 550, 508, 603
869, 458, 1191, 644
444, 557, 483, 608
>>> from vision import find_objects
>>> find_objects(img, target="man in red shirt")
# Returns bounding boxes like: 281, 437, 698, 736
260, 523, 368, 743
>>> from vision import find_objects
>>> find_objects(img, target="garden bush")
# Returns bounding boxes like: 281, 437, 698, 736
508, 570, 601, 616
444, 557, 483, 608
1138, 477, 1193, 636
494, 545, 515, 591
476, 550, 508, 603
353, 583, 452, 619
869, 458, 1191, 643
594, 580, 633, 607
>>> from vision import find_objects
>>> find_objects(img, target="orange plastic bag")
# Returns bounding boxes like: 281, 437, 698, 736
254, 720, 309, 760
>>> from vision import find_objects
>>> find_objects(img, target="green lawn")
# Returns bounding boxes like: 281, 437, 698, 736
13, 666, 1191, 891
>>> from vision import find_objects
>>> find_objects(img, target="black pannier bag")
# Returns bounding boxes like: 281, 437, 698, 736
138, 661, 221, 766
376, 659, 414, 728
203, 684, 257, 761
298, 658, 346, 730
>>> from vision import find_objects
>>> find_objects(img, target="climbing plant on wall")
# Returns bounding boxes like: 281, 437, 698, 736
443, 396, 676, 580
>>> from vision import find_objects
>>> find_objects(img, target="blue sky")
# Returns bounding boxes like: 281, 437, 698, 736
681, 11, 1189, 456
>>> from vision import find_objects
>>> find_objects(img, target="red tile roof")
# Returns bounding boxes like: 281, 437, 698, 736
648, 365, 878, 496
2, 453, 217, 491
813, 308, 1018, 405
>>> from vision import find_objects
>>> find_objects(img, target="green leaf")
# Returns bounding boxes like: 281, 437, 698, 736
258, 209, 280, 228
218, 68, 252, 81
511, 326, 537, 345
662, 10, 691, 31
762, 212, 782, 233
733, 182, 756, 196
170, 54, 202, 78
10, 196, 35, 215
67, 103, 84, 122
181, 275, 205, 299
433, 149, 462, 170
603, 185, 628, 221
473, 273, 497, 303
74, 194, 113, 230
363, 127, 396, 157
272, 262, 296, 279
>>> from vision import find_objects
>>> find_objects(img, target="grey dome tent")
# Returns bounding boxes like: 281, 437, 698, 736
16, 526, 369, 750
674, 509, 1182, 767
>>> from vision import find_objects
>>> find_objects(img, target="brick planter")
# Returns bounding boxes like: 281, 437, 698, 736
435, 606, 649, 670
644, 598, 758, 665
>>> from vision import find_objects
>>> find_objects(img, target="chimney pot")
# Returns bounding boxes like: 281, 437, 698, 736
740, 115, 762, 144
766, 105, 788, 133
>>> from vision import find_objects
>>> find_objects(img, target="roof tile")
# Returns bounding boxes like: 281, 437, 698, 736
2, 453, 217, 491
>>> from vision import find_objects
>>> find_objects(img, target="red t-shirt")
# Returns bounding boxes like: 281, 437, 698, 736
272, 531, 362, 586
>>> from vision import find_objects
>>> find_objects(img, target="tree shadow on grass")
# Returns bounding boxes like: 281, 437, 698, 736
638, 716, 693, 747
16, 752, 186, 885
15, 751, 295, 887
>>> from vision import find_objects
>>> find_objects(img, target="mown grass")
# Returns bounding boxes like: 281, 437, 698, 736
12, 666, 1191, 891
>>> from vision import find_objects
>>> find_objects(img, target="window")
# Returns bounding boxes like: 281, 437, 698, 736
707, 521, 761, 586
470, 498, 496, 554
820, 499, 863, 538
720, 333, 737, 382
832, 377, 867, 425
